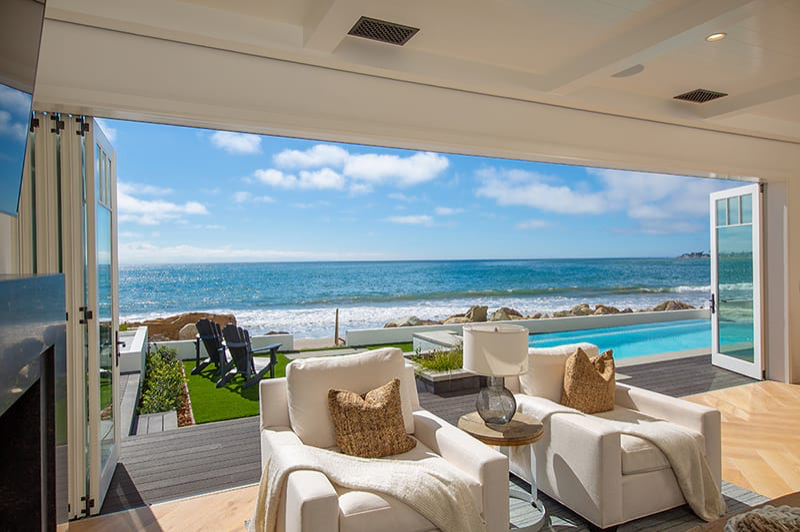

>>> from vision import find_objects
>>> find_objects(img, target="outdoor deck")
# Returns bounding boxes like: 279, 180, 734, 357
101, 354, 755, 515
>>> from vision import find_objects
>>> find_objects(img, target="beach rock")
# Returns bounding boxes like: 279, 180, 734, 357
552, 310, 571, 318
465, 305, 488, 322
490, 307, 523, 322
127, 312, 236, 341
267, 331, 289, 335
178, 323, 198, 340
527, 312, 543, 320
593, 304, 620, 315
652, 300, 694, 311
570, 303, 593, 316
443, 316, 470, 324
384, 316, 440, 328
621, 308, 633, 314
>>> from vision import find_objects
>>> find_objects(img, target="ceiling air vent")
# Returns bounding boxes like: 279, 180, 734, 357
348, 16, 419, 46
673, 88, 728, 104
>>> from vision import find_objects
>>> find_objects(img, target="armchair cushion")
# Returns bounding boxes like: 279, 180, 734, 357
520, 342, 598, 401
286, 348, 415, 448
328, 378, 416, 458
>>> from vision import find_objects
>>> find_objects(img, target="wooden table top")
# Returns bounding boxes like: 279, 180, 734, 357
457, 411, 544, 447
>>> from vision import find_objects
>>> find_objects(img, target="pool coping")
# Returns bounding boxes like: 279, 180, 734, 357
615, 347, 711, 368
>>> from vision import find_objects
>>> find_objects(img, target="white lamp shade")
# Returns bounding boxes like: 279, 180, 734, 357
462, 323, 529, 377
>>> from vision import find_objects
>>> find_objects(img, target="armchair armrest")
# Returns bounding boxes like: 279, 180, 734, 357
261, 428, 338, 532
260, 378, 290, 429
548, 411, 624, 528
412, 409, 509, 532
614, 383, 721, 487
252, 342, 281, 354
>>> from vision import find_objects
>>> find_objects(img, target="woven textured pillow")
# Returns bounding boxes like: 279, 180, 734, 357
561, 348, 616, 414
328, 378, 416, 458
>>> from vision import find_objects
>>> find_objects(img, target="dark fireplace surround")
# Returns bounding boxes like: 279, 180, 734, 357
0, 275, 67, 530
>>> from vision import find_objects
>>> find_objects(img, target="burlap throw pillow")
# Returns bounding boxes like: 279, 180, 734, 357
328, 378, 416, 458
561, 348, 616, 414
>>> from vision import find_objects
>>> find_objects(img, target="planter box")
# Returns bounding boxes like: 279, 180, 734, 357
409, 358, 485, 395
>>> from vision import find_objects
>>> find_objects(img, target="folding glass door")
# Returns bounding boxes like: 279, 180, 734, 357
709, 184, 763, 379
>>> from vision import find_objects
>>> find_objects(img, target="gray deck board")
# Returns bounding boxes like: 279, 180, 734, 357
101, 354, 756, 515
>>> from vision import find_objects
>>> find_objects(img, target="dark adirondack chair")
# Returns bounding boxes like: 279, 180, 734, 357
192, 318, 230, 378
219, 324, 281, 389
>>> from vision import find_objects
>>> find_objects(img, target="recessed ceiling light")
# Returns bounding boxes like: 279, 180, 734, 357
706, 32, 727, 42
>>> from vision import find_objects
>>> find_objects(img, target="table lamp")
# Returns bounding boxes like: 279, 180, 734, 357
462, 323, 529, 425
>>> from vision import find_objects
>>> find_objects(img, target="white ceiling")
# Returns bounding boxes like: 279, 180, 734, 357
44, 0, 800, 144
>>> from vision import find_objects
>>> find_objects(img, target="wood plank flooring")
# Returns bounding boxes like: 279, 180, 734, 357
685, 380, 800, 499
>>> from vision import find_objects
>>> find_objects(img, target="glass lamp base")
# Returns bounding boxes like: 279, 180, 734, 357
476, 376, 517, 425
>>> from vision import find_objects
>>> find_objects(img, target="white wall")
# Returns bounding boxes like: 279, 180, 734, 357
788, 179, 800, 383
0, 213, 16, 274
764, 183, 789, 382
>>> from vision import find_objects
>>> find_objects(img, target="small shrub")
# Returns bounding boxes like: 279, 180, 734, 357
412, 345, 463, 372
139, 346, 184, 414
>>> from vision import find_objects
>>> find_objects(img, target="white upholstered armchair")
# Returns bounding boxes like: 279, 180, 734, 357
259, 348, 510, 532
505, 343, 722, 529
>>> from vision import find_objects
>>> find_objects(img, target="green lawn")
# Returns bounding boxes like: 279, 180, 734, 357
363, 342, 414, 352
183, 353, 290, 424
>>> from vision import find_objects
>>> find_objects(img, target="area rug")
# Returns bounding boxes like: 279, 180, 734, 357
509, 479, 768, 531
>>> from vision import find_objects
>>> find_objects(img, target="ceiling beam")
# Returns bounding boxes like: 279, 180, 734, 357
697, 77, 800, 119
543, 0, 759, 94
303, 0, 365, 53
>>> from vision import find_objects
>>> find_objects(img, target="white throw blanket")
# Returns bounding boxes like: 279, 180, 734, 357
519, 399, 726, 522
249, 444, 485, 532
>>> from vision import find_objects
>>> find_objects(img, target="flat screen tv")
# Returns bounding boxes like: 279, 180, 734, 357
0, 0, 46, 216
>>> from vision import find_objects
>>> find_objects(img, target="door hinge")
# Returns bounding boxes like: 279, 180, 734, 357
50, 113, 65, 134
88, 498, 95, 508
66, 311, 69, 321
78, 306, 93, 324
76, 116, 89, 136
29, 114, 39, 132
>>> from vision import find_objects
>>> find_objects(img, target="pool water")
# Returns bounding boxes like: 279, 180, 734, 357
529, 319, 713, 359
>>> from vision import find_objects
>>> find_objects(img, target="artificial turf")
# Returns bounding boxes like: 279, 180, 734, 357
182, 353, 290, 424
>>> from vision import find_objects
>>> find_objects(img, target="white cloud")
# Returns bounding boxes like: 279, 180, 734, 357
344, 152, 449, 186
234, 191, 274, 204
476, 168, 606, 214
516, 219, 550, 230
386, 214, 433, 225
118, 182, 172, 196
0, 110, 27, 141
210, 131, 262, 154
268, 145, 450, 190
118, 241, 382, 264
118, 182, 208, 225
234, 191, 251, 203
274, 144, 349, 168
95, 118, 117, 143
434, 206, 462, 216
253, 168, 344, 190
118, 231, 143, 239
389, 192, 416, 202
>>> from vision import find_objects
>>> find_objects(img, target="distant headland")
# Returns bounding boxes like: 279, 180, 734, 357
678, 251, 710, 258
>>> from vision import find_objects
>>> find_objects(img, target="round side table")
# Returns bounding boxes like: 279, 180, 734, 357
458, 411, 546, 532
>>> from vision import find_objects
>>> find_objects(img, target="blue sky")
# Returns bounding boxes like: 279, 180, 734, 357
98, 118, 743, 264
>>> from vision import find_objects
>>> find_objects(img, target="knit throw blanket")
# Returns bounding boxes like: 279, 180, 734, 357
518, 399, 726, 522
248, 444, 485, 532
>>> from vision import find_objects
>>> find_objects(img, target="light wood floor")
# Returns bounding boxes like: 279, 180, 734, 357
685, 381, 800, 499
70, 381, 799, 531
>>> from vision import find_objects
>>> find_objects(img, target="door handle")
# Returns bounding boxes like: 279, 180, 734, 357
115, 338, 126, 367
710, 293, 716, 314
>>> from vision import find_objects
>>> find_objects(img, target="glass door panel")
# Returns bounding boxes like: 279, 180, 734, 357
710, 185, 762, 379
97, 205, 114, 466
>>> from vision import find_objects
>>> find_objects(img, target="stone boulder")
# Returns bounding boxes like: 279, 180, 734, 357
384, 316, 440, 328
465, 305, 488, 322
621, 308, 634, 314
127, 312, 236, 341
527, 312, 543, 320
443, 316, 470, 325
593, 304, 620, 315
178, 323, 198, 340
652, 300, 694, 311
570, 303, 593, 316
552, 310, 571, 318
489, 307, 523, 321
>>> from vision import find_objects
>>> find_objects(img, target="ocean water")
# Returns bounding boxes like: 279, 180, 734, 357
119, 258, 720, 338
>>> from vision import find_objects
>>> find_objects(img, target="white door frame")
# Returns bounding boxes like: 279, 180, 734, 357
86, 119, 120, 515
709, 184, 764, 379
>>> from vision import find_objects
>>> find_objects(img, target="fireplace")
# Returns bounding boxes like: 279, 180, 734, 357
0, 275, 67, 530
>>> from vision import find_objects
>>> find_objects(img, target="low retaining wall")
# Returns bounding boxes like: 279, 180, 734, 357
152, 333, 294, 361
346, 308, 710, 346
119, 326, 148, 374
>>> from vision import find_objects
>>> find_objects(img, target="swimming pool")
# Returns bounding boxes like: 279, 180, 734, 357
529, 319, 711, 359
